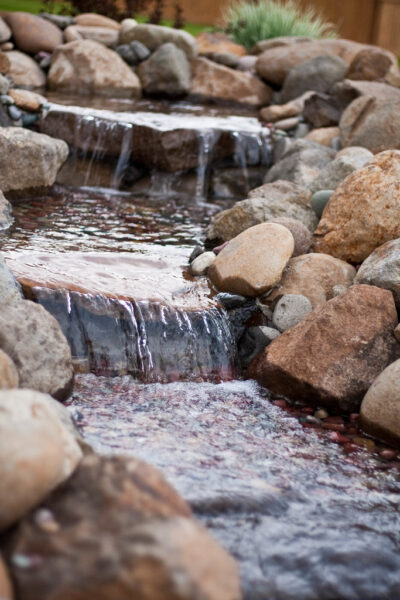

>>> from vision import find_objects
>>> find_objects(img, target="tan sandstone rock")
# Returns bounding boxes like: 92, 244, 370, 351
6, 50, 46, 89
260, 91, 314, 123
191, 57, 272, 106
313, 150, 400, 263
346, 46, 400, 82
4, 453, 241, 600
360, 359, 400, 447
75, 13, 121, 30
0, 349, 18, 389
266, 253, 356, 308
208, 223, 294, 296
196, 32, 246, 57
207, 180, 317, 242
4, 12, 63, 54
0, 556, 13, 599
8, 88, 46, 112
0, 300, 74, 401
48, 40, 142, 98
248, 284, 399, 412
0, 389, 82, 532
305, 126, 339, 147
64, 25, 119, 47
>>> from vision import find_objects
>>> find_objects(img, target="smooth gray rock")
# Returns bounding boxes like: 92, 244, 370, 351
281, 54, 348, 103
355, 238, 400, 308
138, 43, 191, 98
0, 74, 9, 95
239, 325, 280, 368
0, 255, 23, 304
309, 147, 373, 194
311, 190, 334, 218
272, 294, 313, 332
119, 23, 197, 58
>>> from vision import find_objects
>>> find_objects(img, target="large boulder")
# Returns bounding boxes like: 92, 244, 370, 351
355, 238, 400, 308
190, 57, 272, 106
360, 359, 400, 447
0, 349, 18, 389
280, 55, 347, 103
4, 12, 63, 54
0, 300, 74, 401
207, 180, 318, 242
48, 40, 142, 98
4, 453, 241, 600
308, 146, 373, 194
256, 38, 367, 86
138, 42, 191, 97
0, 127, 68, 196
346, 46, 400, 83
0, 389, 82, 532
119, 22, 197, 58
0, 190, 12, 230
340, 96, 400, 152
6, 50, 46, 89
248, 284, 399, 412
0, 556, 13, 600
264, 139, 335, 189
208, 223, 294, 297
266, 252, 356, 308
313, 150, 400, 263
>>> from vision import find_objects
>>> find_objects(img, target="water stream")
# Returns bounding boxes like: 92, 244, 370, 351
2, 97, 400, 598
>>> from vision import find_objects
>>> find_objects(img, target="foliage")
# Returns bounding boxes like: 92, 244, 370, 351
224, 0, 336, 51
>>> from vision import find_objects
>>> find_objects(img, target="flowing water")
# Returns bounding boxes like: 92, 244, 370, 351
2, 96, 400, 598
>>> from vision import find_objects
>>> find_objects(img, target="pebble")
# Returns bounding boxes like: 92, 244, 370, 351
8, 104, 21, 120
190, 251, 215, 276
189, 245, 204, 263
379, 449, 398, 461
314, 409, 329, 419
272, 294, 313, 332
353, 437, 376, 452
322, 422, 345, 431
272, 398, 288, 409
311, 189, 334, 218
22, 112, 39, 127
328, 431, 350, 444
130, 40, 151, 62
0, 94, 13, 105
343, 442, 360, 454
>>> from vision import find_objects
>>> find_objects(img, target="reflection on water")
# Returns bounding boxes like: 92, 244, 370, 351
69, 375, 400, 600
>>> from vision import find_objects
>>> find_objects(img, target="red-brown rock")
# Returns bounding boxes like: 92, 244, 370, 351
0, 555, 13, 599
0, 50, 9, 74
196, 32, 246, 57
4, 12, 63, 54
4, 453, 241, 600
248, 284, 399, 413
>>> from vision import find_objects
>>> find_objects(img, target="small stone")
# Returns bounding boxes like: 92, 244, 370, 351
0, 74, 9, 94
311, 189, 334, 218
33, 508, 60, 533
314, 409, 329, 419
190, 251, 215, 276
272, 294, 313, 332
268, 217, 312, 256
328, 431, 350, 444
379, 449, 397, 460
189, 245, 204, 263
215, 292, 248, 309
21, 112, 39, 127
353, 436, 376, 452
116, 44, 136, 65
7, 104, 21, 120
130, 40, 151, 62
0, 94, 13, 105
274, 116, 301, 131
332, 284, 347, 297
9, 88, 46, 112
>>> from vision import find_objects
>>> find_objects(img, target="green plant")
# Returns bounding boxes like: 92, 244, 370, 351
224, 0, 336, 51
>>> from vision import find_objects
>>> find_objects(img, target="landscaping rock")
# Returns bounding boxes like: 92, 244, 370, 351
48, 40, 141, 98
120, 22, 197, 59
207, 180, 318, 242
0, 256, 23, 304
305, 126, 339, 146
117, 40, 150, 65
360, 359, 400, 447
0, 300, 74, 401
280, 55, 347, 104
190, 57, 272, 106
355, 238, 400, 308
309, 146, 373, 194
0, 190, 12, 229
311, 189, 334, 218
208, 51, 240, 69
0, 17, 11, 43
138, 43, 191, 98
268, 216, 312, 256
302, 91, 345, 128
333, 78, 400, 103
4, 453, 241, 600
346, 46, 399, 82
190, 251, 216, 276
75, 13, 120, 30
260, 91, 313, 122
208, 223, 294, 297
239, 325, 280, 368
0, 349, 18, 389
340, 96, 400, 153
267, 253, 356, 308
0, 556, 13, 599
0, 73, 9, 94
8, 88, 46, 112
63, 25, 119, 47
313, 150, 400, 263
256, 38, 366, 86
272, 293, 313, 331
252, 36, 312, 54
248, 284, 399, 412
274, 116, 300, 130
196, 32, 246, 57
39, 13, 74, 30
4, 12, 63, 54
264, 139, 335, 189
0, 50, 9, 74
0, 127, 68, 195
6, 50, 46, 89
237, 55, 257, 72
0, 389, 82, 532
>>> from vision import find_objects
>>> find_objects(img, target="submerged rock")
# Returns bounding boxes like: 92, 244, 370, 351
4, 453, 241, 600
208, 223, 294, 297
248, 284, 399, 412
313, 150, 400, 263
138, 43, 191, 98
0, 127, 68, 196
48, 40, 142, 98
360, 359, 400, 447
355, 238, 400, 308
0, 389, 82, 532
0, 301, 74, 401
207, 180, 318, 242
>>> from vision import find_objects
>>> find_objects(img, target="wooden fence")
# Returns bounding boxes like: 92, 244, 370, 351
162, 0, 400, 55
